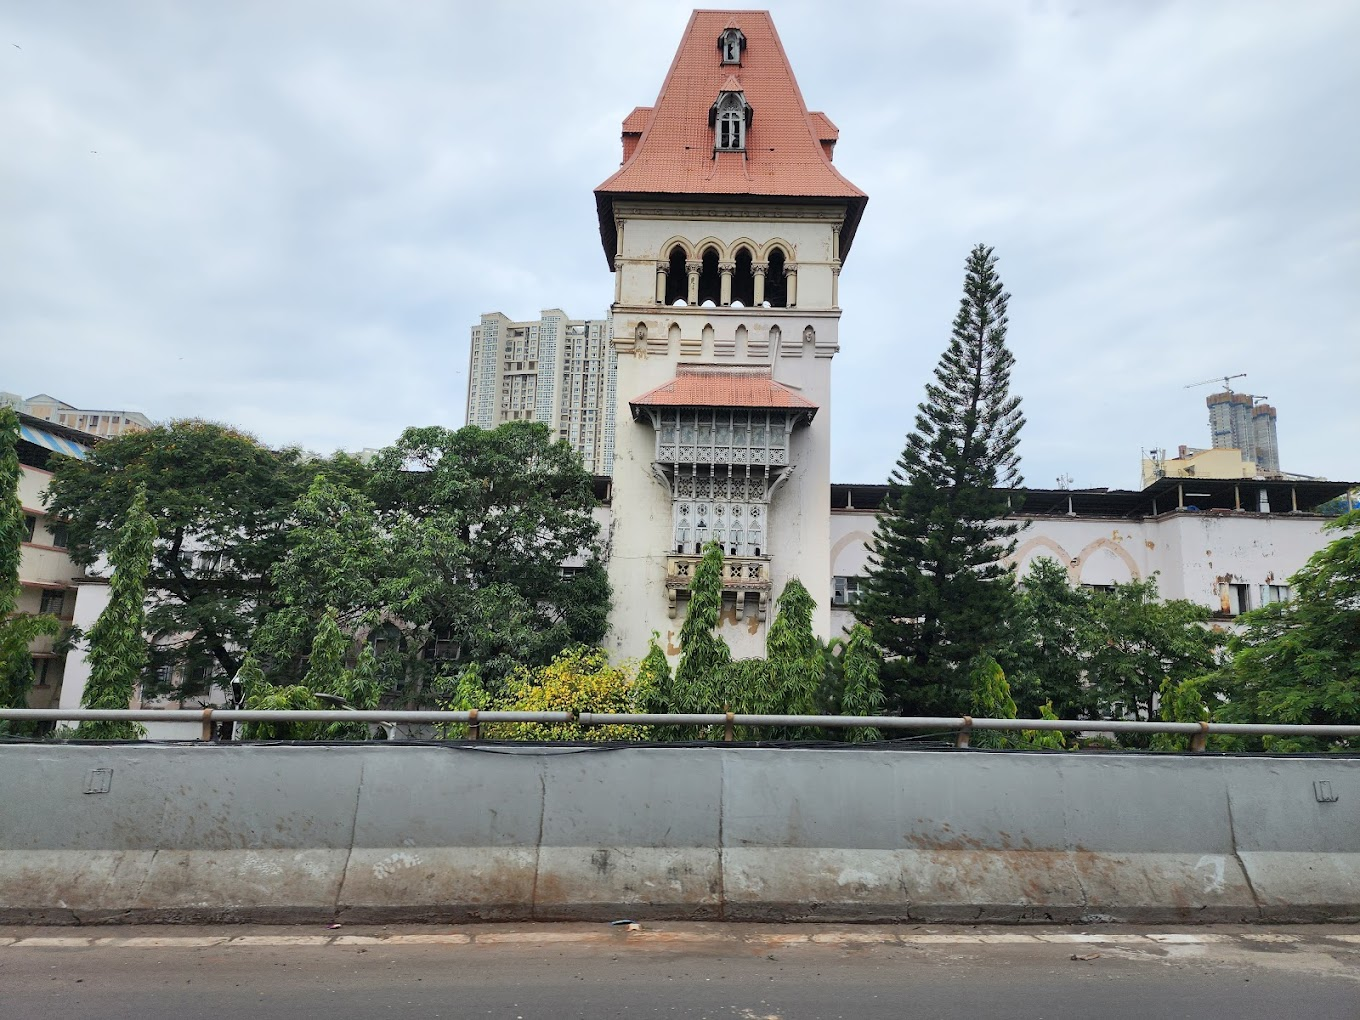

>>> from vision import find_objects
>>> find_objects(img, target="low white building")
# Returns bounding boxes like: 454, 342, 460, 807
827, 477, 1350, 637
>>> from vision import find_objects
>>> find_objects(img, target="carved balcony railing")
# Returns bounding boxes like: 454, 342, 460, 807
664, 554, 771, 619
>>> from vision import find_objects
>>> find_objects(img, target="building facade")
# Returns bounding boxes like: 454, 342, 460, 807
2, 392, 152, 439
465, 311, 617, 474
827, 478, 1349, 638
1206, 389, 1280, 475
10, 414, 100, 709
594, 10, 866, 659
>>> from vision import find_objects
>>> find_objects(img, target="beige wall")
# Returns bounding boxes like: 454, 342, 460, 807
605, 201, 847, 661
15, 464, 83, 708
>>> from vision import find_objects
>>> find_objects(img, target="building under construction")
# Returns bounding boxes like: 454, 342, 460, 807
1206, 390, 1280, 475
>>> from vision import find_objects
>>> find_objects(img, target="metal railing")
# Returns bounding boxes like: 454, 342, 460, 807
2, 708, 1357, 748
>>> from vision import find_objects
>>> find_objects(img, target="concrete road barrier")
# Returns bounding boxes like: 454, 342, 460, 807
0, 744, 1354, 924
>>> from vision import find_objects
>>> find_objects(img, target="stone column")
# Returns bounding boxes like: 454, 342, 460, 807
831, 224, 841, 262
719, 261, 735, 306
614, 257, 624, 304
655, 264, 668, 304
686, 260, 701, 305
752, 263, 767, 306
785, 263, 798, 307
831, 263, 841, 307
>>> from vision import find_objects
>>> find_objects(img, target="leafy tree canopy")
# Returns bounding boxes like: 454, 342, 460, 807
45, 420, 364, 697
1214, 509, 1360, 750
259, 421, 610, 703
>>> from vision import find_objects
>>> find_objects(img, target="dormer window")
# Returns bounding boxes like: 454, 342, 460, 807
710, 84, 753, 153
718, 26, 745, 65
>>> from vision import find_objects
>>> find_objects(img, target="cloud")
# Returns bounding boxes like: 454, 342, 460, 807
1, 0, 1355, 484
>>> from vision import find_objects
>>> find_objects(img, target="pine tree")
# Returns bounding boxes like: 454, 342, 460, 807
855, 244, 1026, 715
634, 631, 673, 715
673, 541, 731, 713
837, 624, 885, 742
77, 484, 157, 739
762, 578, 822, 734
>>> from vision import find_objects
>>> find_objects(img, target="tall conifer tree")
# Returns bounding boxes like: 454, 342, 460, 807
77, 484, 157, 739
855, 244, 1026, 715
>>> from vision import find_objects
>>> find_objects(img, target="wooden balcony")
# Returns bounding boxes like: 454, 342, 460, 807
664, 554, 771, 619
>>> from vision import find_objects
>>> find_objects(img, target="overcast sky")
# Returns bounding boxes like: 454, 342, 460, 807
3, 1, 1356, 488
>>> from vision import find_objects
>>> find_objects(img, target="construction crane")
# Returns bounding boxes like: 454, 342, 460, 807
1184, 373, 1246, 392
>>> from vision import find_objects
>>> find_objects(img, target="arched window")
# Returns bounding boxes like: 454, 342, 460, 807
718, 27, 745, 65
766, 247, 788, 307
697, 246, 721, 305
665, 244, 687, 304
717, 104, 744, 150
732, 247, 754, 307
370, 622, 403, 659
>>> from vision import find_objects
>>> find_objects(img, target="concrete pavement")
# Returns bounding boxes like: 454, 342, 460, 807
2, 923, 1357, 1019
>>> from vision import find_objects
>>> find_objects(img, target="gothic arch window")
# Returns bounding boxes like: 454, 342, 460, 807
718, 27, 745, 65
767, 247, 788, 307
719, 101, 742, 150
665, 244, 687, 304
698, 246, 721, 305
732, 246, 755, 306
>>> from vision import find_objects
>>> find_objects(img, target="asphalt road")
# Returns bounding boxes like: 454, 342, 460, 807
2, 923, 1357, 1019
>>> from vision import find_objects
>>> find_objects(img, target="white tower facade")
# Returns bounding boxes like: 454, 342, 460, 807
594, 11, 867, 659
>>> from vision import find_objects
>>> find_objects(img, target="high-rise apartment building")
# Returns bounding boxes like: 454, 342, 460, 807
1252, 403, 1280, 474
1, 392, 152, 439
465, 311, 617, 475
1205, 390, 1280, 475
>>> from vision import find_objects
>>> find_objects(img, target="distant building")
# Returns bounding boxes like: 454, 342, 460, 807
10, 413, 101, 710
1205, 390, 1279, 474
465, 311, 617, 474
1, 392, 152, 439
1141, 445, 1258, 488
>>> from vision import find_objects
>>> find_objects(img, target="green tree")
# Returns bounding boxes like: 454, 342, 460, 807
1084, 576, 1224, 736
1214, 509, 1360, 751
356, 422, 609, 697
1151, 675, 1213, 752
763, 578, 822, 720
253, 474, 388, 676
835, 624, 885, 742
243, 607, 384, 740
672, 541, 731, 717
0, 407, 62, 732
634, 631, 673, 716
997, 557, 1099, 719
1021, 701, 1066, 751
45, 421, 355, 699
76, 485, 157, 739
968, 654, 1017, 749
855, 244, 1026, 715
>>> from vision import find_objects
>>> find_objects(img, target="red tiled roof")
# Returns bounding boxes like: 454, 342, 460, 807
630, 366, 818, 417
621, 106, 653, 134
808, 111, 839, 143
596, 10, 867, 266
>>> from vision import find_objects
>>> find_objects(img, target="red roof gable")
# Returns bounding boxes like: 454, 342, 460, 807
630, 366, 818, 418
596, 10, 867, 266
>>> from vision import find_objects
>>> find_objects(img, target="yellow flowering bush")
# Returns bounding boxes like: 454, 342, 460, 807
490, 645, 652, 741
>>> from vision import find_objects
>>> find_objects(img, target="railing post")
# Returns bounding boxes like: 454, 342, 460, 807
955, 716, 973, 748
200, 708, 215, 742
724, 705, 735, 742
1190, 721, 1210, 753
467, 708, 480, 742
